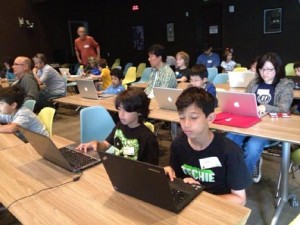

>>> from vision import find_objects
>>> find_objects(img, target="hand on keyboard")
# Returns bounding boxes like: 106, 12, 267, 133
76, 141, 97, 153
183, 177, 200, 185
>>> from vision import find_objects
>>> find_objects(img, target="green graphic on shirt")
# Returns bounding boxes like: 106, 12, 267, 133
113, 129, 139, 160
181, 164, 215, 182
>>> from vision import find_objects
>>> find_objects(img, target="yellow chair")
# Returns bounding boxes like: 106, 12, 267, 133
144, 122, 155, 133
111, 62, 120, 69
285, 63, 295, 76
233, 67, 247, 72
136, 63, 146, 79
122, 67, 137, 85
38, 107, 55, 137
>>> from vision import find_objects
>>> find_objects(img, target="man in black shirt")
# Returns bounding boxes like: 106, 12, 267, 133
164, 87, 251, 205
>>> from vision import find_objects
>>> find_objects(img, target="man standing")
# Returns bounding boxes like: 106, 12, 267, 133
196, 44, 220, 68
74, 26, 100, 66
12, 56, 39, 101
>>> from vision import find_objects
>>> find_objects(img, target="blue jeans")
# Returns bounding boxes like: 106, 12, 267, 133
226, 133, 270, 175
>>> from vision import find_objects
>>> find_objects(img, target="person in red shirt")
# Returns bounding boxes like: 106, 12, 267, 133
74, 26, 100, 66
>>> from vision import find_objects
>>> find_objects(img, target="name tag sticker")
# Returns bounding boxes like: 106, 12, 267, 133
84, 45, 90, 48
207, 60, 213, 64
123, 146, 135, 156
199, 157, 222, 169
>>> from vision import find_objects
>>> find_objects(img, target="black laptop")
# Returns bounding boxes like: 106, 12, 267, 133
18, 127, 101, 173
289, 76, 300, 90
98, 151, 203, 213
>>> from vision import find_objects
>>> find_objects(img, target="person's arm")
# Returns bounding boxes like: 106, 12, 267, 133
213, 54, 221, 67
21, 76, 39, 101
75, 50, 82, 64
76, 140, 110, 153
218, 189, 247, 206
96, 46, 100, 58
0, 123, 18, 133
177, 76, 188, 82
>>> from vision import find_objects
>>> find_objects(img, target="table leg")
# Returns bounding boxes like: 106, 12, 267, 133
271, 142, 292, 225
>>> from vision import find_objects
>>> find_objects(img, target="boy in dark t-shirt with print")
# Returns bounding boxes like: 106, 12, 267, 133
76, 87, 159, 165
164, 87, 251, 205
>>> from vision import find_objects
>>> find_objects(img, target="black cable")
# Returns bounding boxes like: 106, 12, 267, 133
6, 171, 82, 210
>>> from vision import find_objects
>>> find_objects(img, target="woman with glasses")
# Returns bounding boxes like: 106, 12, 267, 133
226, 52, 294, 183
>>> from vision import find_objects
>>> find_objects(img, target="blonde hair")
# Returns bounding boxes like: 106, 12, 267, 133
176, 51, 190, 67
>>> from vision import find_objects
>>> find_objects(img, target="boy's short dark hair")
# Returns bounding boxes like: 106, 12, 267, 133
98, 58, 107, 68
110, 68, 124, 80
176, 87, 215, 117
148, 44, 167, 62
0, 86, 25, 109
115, 87, 150, 122
294, 62, 300, 69
190, 64, 208, 79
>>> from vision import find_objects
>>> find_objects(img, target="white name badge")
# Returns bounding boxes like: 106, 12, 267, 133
84, 44, 90, 48
123, 146, 135, 156
257, 89, 270, 95
199, 157, 222, 169
207, 60, 213, 64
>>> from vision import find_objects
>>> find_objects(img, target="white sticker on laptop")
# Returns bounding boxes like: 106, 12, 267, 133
199, 157, 222, 169
123, 146, 135, 156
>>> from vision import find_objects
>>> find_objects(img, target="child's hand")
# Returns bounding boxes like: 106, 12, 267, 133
183, 177, 200, 185
76, 141, 97, 153
164, 166, 176, 181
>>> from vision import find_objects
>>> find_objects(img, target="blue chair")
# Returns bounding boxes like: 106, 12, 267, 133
123, 62, 133, 75
23, 99, 36, 111
132, 67, 152, 84
207, 68, 218, 82
213, 73, 229, 84
80, 106, 115, 143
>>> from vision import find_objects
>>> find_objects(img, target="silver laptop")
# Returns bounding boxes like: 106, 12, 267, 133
59, 68, 71, 76
76, 79, 114, 100
18, 126, 101, 173
228, 71, 255, 88
99, 151, 203, 213
153, 87, 182, 110
218, 91, 266, 118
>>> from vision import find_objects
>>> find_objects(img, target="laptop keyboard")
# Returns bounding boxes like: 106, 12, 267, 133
171, 188, 190, 205
60, 147, 99, 169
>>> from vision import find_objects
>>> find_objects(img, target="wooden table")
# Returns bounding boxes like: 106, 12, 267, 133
0, 139, 251, 225
0, 133, 25, 150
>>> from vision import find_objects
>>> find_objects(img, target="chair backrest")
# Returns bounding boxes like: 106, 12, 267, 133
114, 58, 121, 64
233, 67, 248, 72
144, 122, 155, 133
138, 67, 152, 83
123, 62, 133, 75
213, 73, 229, 84
285, 63, 295, 76
122, 67, 137, 85
207, 68, 218, 82
23, 99, 36, 111
38, 107, 56, 137
80, 106, 115, 143
111, 62, 120, 70
136, 63, 146, 79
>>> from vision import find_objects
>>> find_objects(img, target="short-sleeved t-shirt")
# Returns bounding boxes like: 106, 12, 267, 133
106, 122, 159, 165
0, 106, 49, 137
100, 67, 112, 90
255, 82, 275, 106
37, 64, 65, 94
74, 36, 99, 65
170, 132, 252, 195
175, 68, 191, 81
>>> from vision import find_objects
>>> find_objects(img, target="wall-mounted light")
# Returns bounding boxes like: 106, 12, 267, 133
18, 17, 34, 29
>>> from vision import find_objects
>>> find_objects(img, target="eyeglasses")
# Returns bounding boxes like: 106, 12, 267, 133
259, 68, 275, 73
13, 63, 25, 66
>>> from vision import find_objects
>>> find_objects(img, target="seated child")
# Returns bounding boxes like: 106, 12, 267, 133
83, 56, 101, 75
294, 61, 300, 76
76, 87, 159, 165
220, 48, 236, 72
175, 51, 191, 82
98, 68, 125, 95
0, 86, 49, 136
291, 62, 300, 114
164, 87, 251, 205
189, 64, 218, 106
97, 58, 112, 90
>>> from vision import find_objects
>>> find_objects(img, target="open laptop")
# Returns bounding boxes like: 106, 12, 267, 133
153, 87, 182, 110
18, 127, 101, 173
288, 76, 300, 90
228, 71, 255, 88
76, 79, 114, 100
213, 91, 265, 127
98, 151, 203, 213
59, 68, 71, 76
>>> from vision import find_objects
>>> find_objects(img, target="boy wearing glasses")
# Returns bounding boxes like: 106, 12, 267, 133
189, 64, 218, 107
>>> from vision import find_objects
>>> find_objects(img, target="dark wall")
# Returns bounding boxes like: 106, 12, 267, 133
0, 0, 50, 63
222, 0, 300, 67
